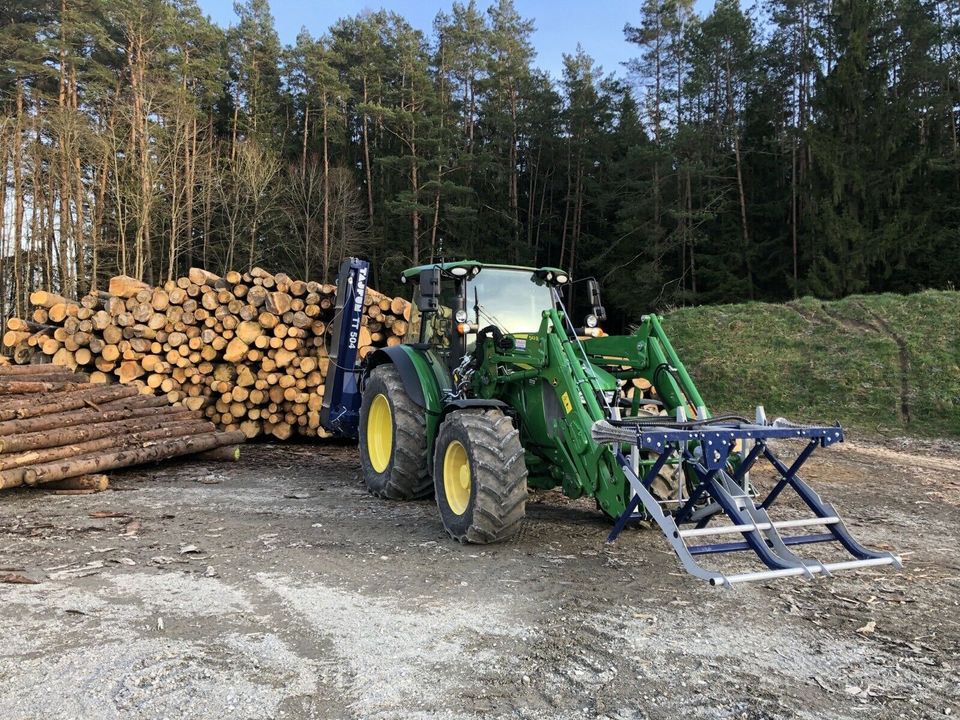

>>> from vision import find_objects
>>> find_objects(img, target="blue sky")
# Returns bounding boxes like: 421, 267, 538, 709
195, 0, 717, 79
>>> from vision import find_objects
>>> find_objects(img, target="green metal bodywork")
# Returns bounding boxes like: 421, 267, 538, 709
369, 344, 453, 458
375, 264, 710, 519
468, 310, 707, 517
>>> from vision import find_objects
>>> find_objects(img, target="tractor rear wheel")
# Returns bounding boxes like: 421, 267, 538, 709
433, 409, 528, 543
359, 364, 431, 500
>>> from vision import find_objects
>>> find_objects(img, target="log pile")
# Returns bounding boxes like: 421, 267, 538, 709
0, 364, 242, 492
3, 268, 412, 440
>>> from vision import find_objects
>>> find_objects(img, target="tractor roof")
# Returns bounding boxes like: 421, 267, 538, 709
401, 260, 567, 281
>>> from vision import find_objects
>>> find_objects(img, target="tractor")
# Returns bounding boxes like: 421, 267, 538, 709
320, 258, 900, 587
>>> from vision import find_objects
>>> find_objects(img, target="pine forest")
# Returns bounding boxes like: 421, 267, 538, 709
1, 0, 958, 329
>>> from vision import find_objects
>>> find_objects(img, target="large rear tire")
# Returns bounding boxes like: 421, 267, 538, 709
359, 364, 431, 500
433, 409, 528, 543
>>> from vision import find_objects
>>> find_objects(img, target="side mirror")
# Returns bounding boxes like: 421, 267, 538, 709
586, 278, 607, 322
417, 267, 441, 312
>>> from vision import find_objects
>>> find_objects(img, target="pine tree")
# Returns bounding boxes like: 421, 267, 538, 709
228, 0, 283, 143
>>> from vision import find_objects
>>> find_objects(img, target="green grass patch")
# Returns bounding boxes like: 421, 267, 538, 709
661, 290, 960, 437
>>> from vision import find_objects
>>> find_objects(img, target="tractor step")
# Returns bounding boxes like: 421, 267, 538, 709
592, 415, 902, 588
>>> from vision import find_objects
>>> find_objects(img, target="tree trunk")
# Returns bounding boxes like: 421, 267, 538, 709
410, 120, 420, 264
24, 430, 246, 486
322, 95, 330, 282
185, 115, 197, 273
725, 56, 754, 300
0, 412, 195, 454
0, 383, 139, 422
0, 115, 8, 323
301, 104, 309, 175
13, 81, 25, 318
0, 399, 185, 437
560, 138, 572, 268
0, 420, 212, 472
362, 76, 375, 228
509, 83, 519, 256
687, 169, 696, 297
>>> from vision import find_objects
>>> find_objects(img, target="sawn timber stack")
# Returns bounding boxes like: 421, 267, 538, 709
2, 267, 412, 440
0, 364, 242, 492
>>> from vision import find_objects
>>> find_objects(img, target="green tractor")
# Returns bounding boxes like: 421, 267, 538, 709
353, 261, 900, 586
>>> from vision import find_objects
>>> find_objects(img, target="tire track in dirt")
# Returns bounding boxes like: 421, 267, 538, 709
854, 302, 912, 425
813, 301, 912, 426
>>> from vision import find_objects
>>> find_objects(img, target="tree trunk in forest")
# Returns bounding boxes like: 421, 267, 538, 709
526, 146, 540, 250
791, 136, 799, 296
686, 170, 696, 297
13, 81, 25, 317
0, 118, 8, 323
408, 77, 421, 265
203, 113, 214, 267
301, 104, 309, 175
57, 0, 73, 300
322, 96, 330, 282
569, 158, 584, 287
430, 183, 441, 263
185, 115, 197, 274
535, 169, 549, 264
725, 56, 754, 300
362, 76, 375, 229
509, 84, 519, 257
560, 138, 572, 268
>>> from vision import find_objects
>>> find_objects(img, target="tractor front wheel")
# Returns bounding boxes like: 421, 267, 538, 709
433, 409, 528, 543
359, 364, 431, 500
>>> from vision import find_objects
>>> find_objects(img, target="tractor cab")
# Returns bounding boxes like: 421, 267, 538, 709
399, 261, 595, 368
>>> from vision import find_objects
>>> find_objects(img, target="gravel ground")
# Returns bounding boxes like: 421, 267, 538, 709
0, 438, 957, 720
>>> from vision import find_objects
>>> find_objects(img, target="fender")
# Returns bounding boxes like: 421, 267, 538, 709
365, 345, 454, 457
439, 399, 511, 423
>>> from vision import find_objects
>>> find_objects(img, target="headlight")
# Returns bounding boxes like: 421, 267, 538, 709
455, 310, 468, 323
450, 266, 469, 277
555, 273, 569, 284
585, 314, 598, 328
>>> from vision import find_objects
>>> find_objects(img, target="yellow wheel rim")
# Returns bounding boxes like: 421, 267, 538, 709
367, 394, 393, 473
443, 440, 471, 515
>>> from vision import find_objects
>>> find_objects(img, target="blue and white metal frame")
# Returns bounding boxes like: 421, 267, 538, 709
601, 419, 902, 587
319, 257, 370, 439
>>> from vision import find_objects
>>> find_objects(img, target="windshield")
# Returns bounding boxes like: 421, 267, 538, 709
403, 267, 555, 353
468, 268, 554, 334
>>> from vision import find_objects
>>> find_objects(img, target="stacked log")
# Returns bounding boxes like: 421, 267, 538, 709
3, 268, 412, 440
0, 365, 242, 492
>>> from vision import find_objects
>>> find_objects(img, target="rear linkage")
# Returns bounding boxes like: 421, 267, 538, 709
592, 409, 902, 588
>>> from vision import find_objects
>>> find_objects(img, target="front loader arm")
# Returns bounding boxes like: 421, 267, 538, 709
471, 311, 718, 518
472, 310, 632, 514
582, 314, 707, 419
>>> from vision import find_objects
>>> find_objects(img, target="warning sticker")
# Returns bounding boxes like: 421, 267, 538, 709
560, 391, 573, 414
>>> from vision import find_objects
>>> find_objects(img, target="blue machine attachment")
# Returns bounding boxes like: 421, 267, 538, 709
592, 411, 902, 587
319, 257, 371, 439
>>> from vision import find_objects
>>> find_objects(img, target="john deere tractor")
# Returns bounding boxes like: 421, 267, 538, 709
331, 259, 899, 586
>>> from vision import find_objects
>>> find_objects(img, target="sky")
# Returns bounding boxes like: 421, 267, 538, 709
194, 0, 717, 79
